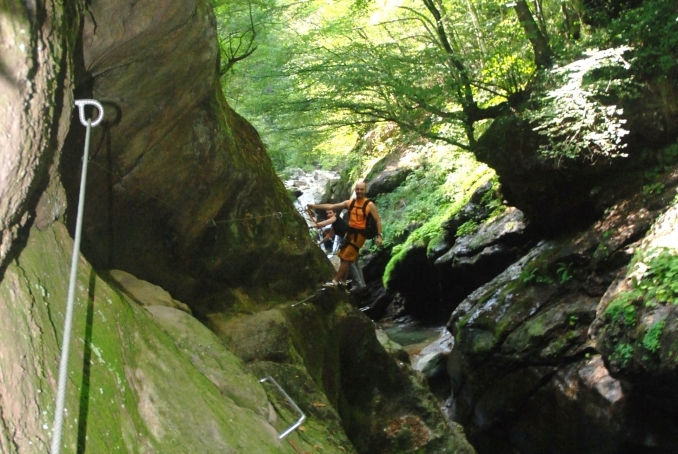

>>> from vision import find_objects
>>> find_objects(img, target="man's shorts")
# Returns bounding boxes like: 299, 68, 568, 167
338, 233, 366, 262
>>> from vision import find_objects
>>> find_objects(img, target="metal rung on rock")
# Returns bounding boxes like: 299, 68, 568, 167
259, 376, 306, 439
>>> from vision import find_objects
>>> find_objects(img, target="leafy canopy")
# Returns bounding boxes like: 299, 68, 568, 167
214, 0, 559, 168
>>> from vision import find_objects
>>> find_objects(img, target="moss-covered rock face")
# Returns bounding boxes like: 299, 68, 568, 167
55, 0, 330, 310
446, 163, 678, 452
595, 199, 678, 393
207, 290, 476, 454
0, 222, 311, 453
474, 48, 678, 231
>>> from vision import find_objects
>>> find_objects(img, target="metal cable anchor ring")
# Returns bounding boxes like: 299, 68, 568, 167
74, 99, 105, 127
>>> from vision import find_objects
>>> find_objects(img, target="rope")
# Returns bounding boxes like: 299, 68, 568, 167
50, 99, 103, 454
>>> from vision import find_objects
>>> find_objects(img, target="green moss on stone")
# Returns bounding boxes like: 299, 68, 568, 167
0, 223, 305, 453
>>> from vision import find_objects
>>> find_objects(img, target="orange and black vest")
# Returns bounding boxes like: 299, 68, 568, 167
348, 198, 370, 230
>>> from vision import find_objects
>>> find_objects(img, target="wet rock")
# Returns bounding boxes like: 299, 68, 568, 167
361, 246, 392, 283
282, 167, 341, 207
413, 329, 455, 375
356, 283, 398, 320
505, 357, 626, 454
383, 245, 442, 321
595, 199, 678, 410
434, 208, 532, 317
440, 207, 528, 260
413, 329, 455, 399
210, 290, 476, 453
376, 327, 411, 365
440, 181, 496, 239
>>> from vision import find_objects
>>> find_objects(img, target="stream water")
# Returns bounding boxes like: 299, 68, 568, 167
378, 320, 446, 357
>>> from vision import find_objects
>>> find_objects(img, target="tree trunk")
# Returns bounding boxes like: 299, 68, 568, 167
423, 0, 478, 145
561, 1, 581, 40
464, 0, 487, 62
533, 0, 549, 41
513, 0, 553, 68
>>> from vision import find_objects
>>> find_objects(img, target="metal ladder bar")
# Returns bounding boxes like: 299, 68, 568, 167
259, 376, 306, 439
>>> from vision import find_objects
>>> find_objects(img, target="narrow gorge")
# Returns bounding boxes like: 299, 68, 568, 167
2, 0, 678, 453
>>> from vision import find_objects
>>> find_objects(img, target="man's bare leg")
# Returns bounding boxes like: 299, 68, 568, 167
334, 259, 351, 284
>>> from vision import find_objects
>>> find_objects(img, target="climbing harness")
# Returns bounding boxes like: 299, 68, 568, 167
50, 100, 104, 454
259, 376, 306, 439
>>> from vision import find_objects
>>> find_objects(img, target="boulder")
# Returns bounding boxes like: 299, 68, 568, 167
595, 196, 678, 411
366, 167, 413, 198
208, 289, 476, 454
105, 269, 191, 314
439, 207, 528, 259
474, 49, 678, 231
445, 166, 678, 452
440, 181, 496, 240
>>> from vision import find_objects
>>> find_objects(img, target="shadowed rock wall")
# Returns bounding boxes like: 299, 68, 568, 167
58, 0, 329, 308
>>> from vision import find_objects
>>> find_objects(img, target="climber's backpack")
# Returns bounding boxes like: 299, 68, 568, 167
348, 199, 378, 240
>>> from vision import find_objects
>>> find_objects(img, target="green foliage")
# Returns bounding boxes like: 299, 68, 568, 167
383, 246, 409, 288
525, 47, 638, 164
605, 291, 639, 326
634, 249, 678, 306
642, 320, 665, 353
215, 0, 580, 168
456, 220, 478, 238
608, 0, 678, 79
557, 262, 573, 284
519, 267, 538, 284
479, 178, 507, 219
568, 314, 578, 327
519, 264, 554, 285
376, 144, 493, 252
605, 248, 678, 354
612, 342, 634, 367
602, 229, 614, 241
658, 143, 678, 170
642, 182, 665, 200
214, 0, 678, 174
